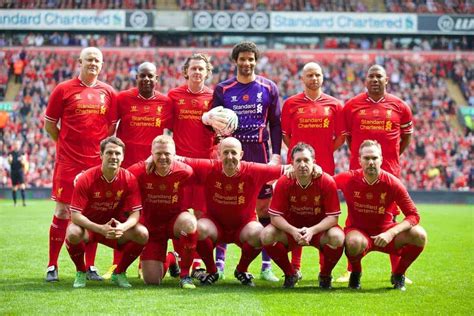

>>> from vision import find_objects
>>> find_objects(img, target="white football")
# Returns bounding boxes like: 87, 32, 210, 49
213, 108, 239, 136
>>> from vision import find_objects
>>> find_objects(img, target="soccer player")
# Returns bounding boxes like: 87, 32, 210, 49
116, 62, 172, 168
337, 64, 414, 283
168, 53, 215, 277
44, 47, 117, 282
8, 140, 27, 207
208, 41, 282, 282
128, 135, 198, 289
65, 137, 148, 288
334, 140, 427, 291
281, 62, 345, 278
185, 137, 285, 286
261, 143, 344, 289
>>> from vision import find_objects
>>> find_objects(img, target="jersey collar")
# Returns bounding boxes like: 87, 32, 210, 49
366, 93, 386, 104
138, 90, 156, 100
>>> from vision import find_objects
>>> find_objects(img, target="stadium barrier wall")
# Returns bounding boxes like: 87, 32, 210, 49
0, 188, 472, 204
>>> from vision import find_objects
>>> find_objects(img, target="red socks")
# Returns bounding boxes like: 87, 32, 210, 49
48, 216, 69, 267
265, 242, 295, 275
320, 244, 344, 277
85, 242, 98, 269
196, 237, 217, 274
65, 239, 86, 272
394, 244, 424, 275
115, 241, 144, 274
291, 246, 303, 270
390, 254, 401, 273
236, 242, 261, 273
177, 232, 198, 278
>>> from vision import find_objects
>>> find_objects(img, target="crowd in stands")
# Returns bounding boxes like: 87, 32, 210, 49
0, 48, 472, 191
1, 32, 471, 52
3, 0, 472, 13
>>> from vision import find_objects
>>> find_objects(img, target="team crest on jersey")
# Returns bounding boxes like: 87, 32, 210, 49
99, 93, 106, 104
386, 109, 392, 118
57, 187, 63, 197
191, 99, 198, 107
324, 107, 330, 116
290, 196, 296, 203
87, 93, 93, 100
94, 191, 101, 198
380, 192, 387, 204
314, 195, 321, 205
310, 108, 317, 114
156, 106, 162, 114
100, 105, 106, 114
238, 196, 245, 204
256, 92, 263, 102
146, 183, 153, 190
203, 100, 210, 109
116, 190, 123, 199
131, 106, 138, 112
225, 184, 233, 191
243, 94, 249, 102
144, 106, 150, 112
238, 182, 244, 193
354, 191, 361, 198
366, 192, 373, 200
106, 191, 112, 198
172, 195, 178, 204
378, 206, 385, 214
231, 96, 238, 102
159, 184, 166, 191
179, 99, 185, 105
373, 109, 379, 115
298, 108, 305, 114
300, 195, 308, 202
173, 182, 180, 193
215, 181, 222, 189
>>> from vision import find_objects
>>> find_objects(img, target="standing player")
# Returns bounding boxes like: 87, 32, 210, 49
168, 53, 215, 277
66, 137, 148, 288
261, 143, 344, 289
128, 135, 198, 289
334, 140, 427, 291
208, 41, 282, 282
185, 137, 285, 286
116, 62, 172, 168
8, 140, 27, 207
337, 64, 414, 283
281, 62, 345, 277
44, 47, 117, 282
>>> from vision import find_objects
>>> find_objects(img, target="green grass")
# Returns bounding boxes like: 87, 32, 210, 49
0, 200, 473, 315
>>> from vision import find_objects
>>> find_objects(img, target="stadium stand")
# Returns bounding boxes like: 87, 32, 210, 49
0, 48, 472, 190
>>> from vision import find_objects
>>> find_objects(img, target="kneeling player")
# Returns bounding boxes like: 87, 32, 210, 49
66, 137, 149, 288
128, 135, 198, 289
261, 143, 344, 289
334, 140, 427, 291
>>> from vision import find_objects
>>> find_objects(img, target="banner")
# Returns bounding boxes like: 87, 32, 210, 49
418, 15, 474, 34
125, 10, 153, 30
192, 11, 270, 31
270, 12, 418, 34
0, 10, 125, 30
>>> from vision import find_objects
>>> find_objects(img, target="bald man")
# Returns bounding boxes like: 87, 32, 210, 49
44, 47, 118, 282
281, 62, 345, 278
338, 64, 414, 284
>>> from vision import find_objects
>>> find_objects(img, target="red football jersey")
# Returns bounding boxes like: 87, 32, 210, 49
116, 88, 173, 168
185, 158, 282, 230
269, 173, 341, 228
168, 85, 214, 158
281, 93, 344, 174
45, 77, 117, 167
70, 166, 142, 225
342, 92, 413, 177
334, 169, 420, 236
127, 160, 193, 236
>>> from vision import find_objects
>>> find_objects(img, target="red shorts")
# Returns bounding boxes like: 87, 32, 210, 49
286, 225, 343, 251
344, 224, 401, 256
182, 183, 207, 218
208, 217, 254, 246
145, 211, 185, 242
51, 162, 88, 204
87, 230, 119, 250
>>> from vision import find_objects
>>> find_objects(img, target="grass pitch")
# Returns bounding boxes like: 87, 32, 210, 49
0, 200, 473, 315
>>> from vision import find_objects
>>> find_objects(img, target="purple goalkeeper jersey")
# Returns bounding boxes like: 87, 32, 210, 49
212, 75, 282, 154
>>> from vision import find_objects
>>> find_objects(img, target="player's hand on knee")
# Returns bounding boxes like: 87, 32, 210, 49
370, 231, 395, 247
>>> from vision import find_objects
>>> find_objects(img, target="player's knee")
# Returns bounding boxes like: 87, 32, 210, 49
66, 225, 82, 244
328, 228, 345, 248
260, 226, 276, 246
411, 226, 427, 247
134, 225, 149, 245
180, 216, 197, 235
345, 236, 364, 254
143, 274, 162, 285
197, 221, 211, 240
